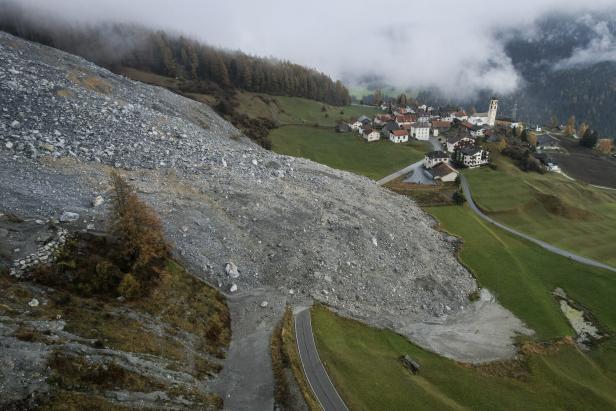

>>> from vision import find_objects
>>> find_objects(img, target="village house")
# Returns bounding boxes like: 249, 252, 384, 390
470, 125, 486, 137
453, 110, 468, 121
454, 146, 490, 168
426, 162, 459, 182
362, 128, 381, 142
374, 114, 393, 126
395, 114, 415, 128
536, 134, 560, 150
411, 122, 431, 141
424, 151, 450, 169
416, 112, 431, 123
431, 120, 451, 137
439, 107, 458, 122
389, 129, 409, 143
446, 134, 474, 153
351, 116, 372, 131
533, 152, 560, 171
381, 120, 401, 137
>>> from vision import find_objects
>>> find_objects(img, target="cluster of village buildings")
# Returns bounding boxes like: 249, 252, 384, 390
338, 99, 501, 182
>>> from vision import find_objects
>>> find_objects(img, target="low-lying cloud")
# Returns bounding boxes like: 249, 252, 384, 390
8, 0, 616, 98
554, 19, 616, 70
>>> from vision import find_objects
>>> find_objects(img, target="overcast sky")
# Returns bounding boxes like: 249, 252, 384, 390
12, 0, 616, 97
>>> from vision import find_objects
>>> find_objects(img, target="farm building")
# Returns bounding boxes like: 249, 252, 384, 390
536, 134, 561, 150
426, 162, 459, 182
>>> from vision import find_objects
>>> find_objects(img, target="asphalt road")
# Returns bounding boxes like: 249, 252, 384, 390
376, 137, 443, 186
295, 309, 349, 411
460, 175, 616, 273
376, 158, 424, 186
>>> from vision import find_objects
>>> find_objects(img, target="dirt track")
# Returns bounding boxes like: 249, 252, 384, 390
552, 137, 616, 188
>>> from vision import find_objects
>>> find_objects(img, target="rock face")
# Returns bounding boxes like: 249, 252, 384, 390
0, 29, 527, 379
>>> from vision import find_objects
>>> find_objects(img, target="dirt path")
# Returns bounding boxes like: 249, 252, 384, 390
212, 288, 287, 411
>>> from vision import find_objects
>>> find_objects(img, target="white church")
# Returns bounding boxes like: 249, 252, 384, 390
468, 98, 498, 127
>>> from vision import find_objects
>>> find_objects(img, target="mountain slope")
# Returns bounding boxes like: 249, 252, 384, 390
0, 31, 532, 407
501, 13, 616, 134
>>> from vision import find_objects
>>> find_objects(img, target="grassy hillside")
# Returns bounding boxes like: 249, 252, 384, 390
428, 205, 615, 339
270, 126, 430, 180
120, 68, 377, 127
311, 203, 616, 410
313, 306, 616, 411
220, 91, 379, 127
464, 154, 616, 266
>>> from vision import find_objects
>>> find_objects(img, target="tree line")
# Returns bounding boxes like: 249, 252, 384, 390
0, 10, 351, 106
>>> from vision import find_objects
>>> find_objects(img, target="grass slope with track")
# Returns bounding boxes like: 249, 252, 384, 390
464, 154, 616, 267
311, 203, 616, 411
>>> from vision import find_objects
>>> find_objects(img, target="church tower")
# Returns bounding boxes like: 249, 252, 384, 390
487, 97, 498, 126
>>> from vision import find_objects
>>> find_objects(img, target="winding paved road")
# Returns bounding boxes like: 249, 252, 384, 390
459, 175, 616, 273
376, 137, 443, 186
295, 309, 349, 411
376, 159, 424, 186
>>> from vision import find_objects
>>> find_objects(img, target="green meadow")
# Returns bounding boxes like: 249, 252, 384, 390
270, 126, 430, 180
311, 203, 616, 410
464, 155, 616, 267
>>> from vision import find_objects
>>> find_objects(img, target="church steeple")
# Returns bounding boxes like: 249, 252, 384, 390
487, 97, 498, 126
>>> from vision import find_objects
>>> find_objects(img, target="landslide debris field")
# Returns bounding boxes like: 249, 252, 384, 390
1, 32, 529, 407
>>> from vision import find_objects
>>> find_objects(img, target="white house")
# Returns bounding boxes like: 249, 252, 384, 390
362, 129, 381, 142
470, 127, 486, 137
416, 113, 430, 123
453, 111, 468, 121
423, 151, 450, 169
440, 111, 455, 122
411, 122, 431, 141
389, 129, 409, 143
350, 120, 363, 131
427, 162, 459, 182
446, 135, 474, 153
454, 147, 490, 168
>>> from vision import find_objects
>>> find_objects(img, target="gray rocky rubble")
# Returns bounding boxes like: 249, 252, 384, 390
0, 31, 531, 408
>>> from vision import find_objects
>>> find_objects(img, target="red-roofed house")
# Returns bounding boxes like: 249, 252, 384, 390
389, 129, 409, 143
